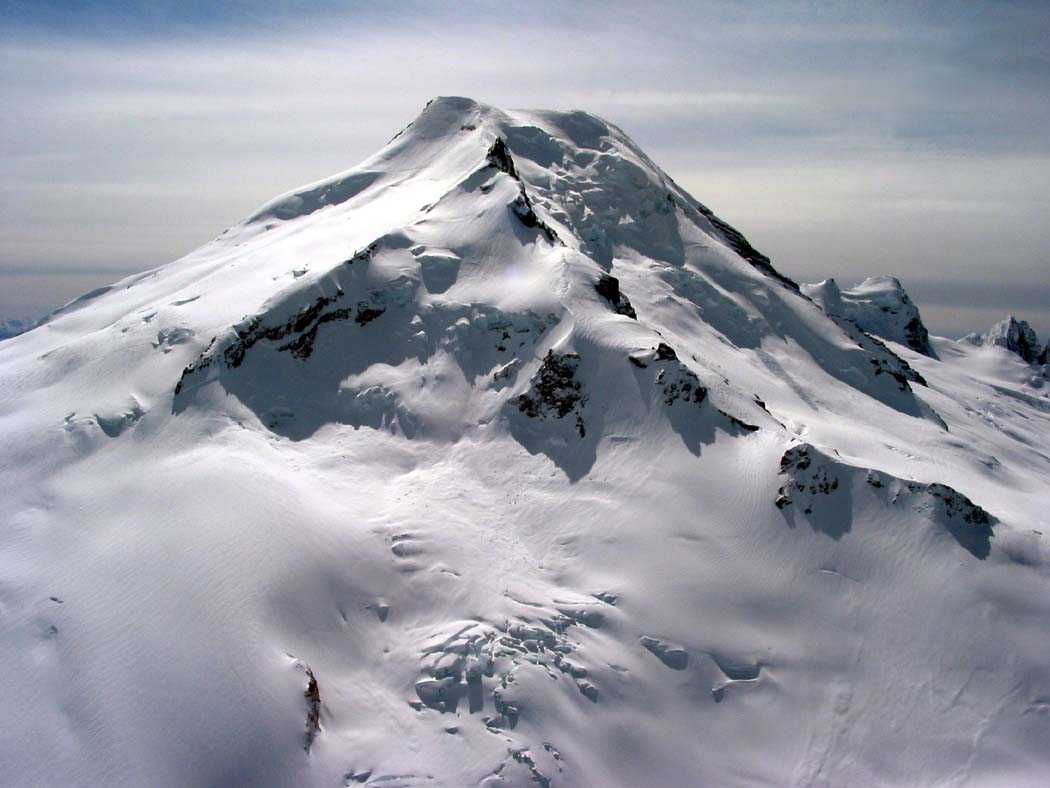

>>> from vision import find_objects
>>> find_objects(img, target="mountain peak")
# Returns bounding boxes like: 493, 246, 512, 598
425, 94, 482, 112
984, 314, 1042, 363
802, 275, 932, 356
157, 98, 935, 449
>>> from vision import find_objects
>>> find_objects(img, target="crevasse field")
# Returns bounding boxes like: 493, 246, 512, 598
1, 97, 1048, 787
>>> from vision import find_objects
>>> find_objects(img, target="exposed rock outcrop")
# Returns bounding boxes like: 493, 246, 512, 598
517, 351, 586, 437
594, 274, 637, 319
485, 138, 560, 244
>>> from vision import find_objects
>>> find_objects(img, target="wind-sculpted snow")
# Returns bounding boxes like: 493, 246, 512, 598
249, 171, 383, 223
2, 97, 1049, 787
777, 443, 995, 556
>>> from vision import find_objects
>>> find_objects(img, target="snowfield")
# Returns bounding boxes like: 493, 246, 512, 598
1, 97, 1049, 787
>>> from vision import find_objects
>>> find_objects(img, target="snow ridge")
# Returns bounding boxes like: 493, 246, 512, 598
802, 276, 932, 356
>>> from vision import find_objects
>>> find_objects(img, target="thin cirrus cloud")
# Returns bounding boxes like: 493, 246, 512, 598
1, 1, 1048, 340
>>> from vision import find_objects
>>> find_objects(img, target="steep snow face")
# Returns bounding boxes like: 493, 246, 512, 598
982, 315, 1043, 364
2, 97, 1050, 788
802, 276, 932, 356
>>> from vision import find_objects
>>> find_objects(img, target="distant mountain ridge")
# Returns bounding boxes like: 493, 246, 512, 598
0, 316, 33, 340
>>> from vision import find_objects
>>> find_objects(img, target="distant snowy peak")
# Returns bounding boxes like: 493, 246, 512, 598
801, 276, 932, 356
981, 315, 1043, 364
0, 317, 32, 341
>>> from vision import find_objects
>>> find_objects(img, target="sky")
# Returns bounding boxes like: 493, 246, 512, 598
2, 0, 1049, 340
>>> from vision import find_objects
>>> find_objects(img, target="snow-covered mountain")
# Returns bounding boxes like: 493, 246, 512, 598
0, 316, 33, 340
801, 276, 932, 356
2, 97, 1049, 788
965, 315, 1044, 364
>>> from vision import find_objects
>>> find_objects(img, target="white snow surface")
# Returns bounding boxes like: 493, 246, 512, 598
801, 276, 932, 356
1, 97, 1049, 787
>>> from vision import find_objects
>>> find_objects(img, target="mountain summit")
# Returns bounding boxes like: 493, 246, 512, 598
982, 315, 1043, 364
2, 98, 1048, 787
802, 276, 933, 356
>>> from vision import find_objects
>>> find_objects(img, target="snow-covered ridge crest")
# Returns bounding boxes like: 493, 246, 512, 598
243, 96, 795, 284
802, 275, 933, 356
1, 97, 1048, 787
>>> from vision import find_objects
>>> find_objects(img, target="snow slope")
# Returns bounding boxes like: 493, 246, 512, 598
1, 97, 1049, 787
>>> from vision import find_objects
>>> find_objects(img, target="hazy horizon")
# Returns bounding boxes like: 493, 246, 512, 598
3, 0, 1049, 340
